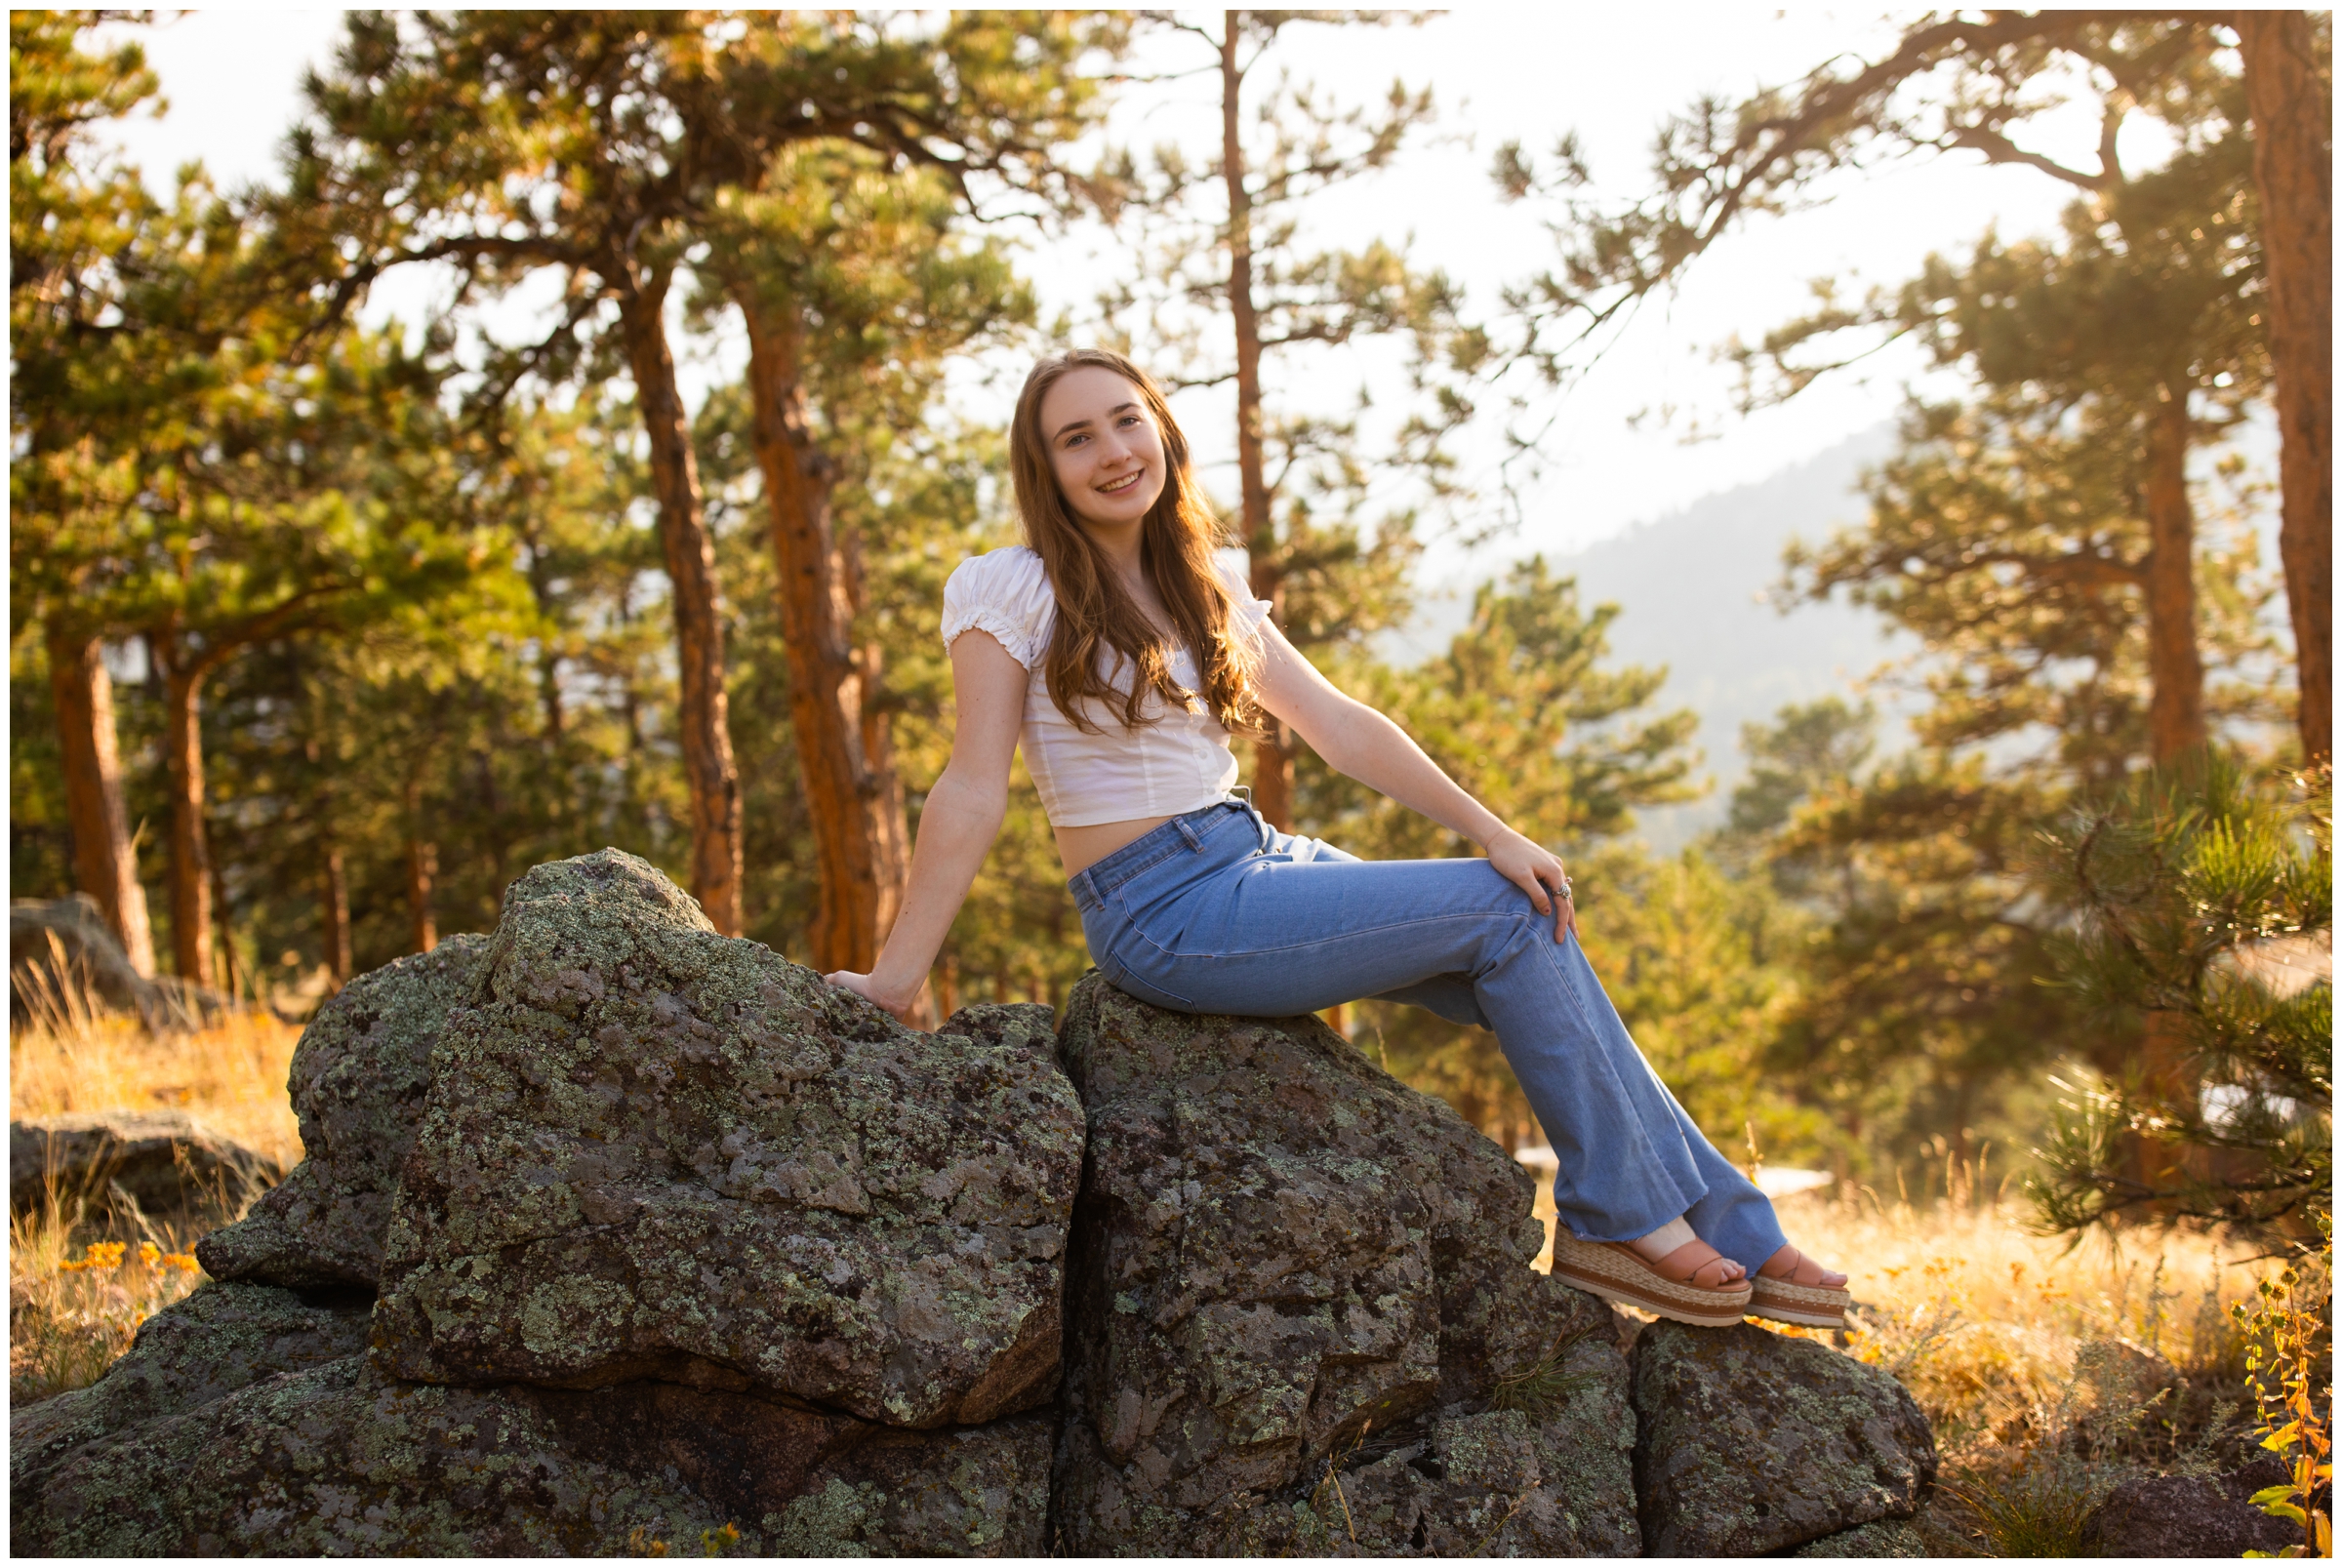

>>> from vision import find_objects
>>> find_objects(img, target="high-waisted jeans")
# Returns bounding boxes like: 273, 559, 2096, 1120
1068, 795, 1789, 1271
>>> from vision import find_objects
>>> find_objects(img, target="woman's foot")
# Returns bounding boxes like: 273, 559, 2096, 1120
1758, 1244, 1846, 1290
1627, 1216, 1746, 1289
1748, 1243, 1852, 1329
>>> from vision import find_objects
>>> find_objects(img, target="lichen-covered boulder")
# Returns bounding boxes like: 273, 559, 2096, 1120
14, 1354, 1055, 1556
1051, 974, 1637, 1555
1631, 1319, 1937, 1555
195, 937, 490, 1288
371, 850, 1084, 1429
10, 1279, 373, 1504
11, 1110, 278, 1219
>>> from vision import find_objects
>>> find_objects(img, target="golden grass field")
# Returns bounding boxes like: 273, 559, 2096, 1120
9, 994, 2311, 1555
10, 1000, 303, 1404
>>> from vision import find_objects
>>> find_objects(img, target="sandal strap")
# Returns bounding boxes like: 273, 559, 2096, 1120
1641, 1238, 1743, 1289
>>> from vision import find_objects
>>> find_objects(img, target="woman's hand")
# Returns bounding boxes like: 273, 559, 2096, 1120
825, 970, 918, 1024
1485, 826, 1577, 942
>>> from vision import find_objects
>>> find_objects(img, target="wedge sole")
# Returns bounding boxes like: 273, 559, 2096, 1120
1550, 1233, 1752, 1329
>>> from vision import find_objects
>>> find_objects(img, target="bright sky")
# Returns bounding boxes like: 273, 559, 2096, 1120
93, 8, 2106, 585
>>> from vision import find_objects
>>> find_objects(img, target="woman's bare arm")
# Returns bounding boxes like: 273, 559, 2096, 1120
825, 630, 1028, 1020
1251, 621, 1579, 939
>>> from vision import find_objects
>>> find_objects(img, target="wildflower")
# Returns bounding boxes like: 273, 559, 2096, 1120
139, 1242, 161, 1267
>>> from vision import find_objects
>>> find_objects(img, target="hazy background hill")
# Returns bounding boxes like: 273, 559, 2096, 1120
1402, 426, 1914, 851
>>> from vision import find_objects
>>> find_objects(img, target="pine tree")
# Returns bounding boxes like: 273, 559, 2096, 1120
2027, 753, 2331, 1241
11, 11, 166, 973
1499, 13, 2330, 761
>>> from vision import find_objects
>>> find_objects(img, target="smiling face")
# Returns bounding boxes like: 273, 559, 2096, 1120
1037, 365, 1168, 534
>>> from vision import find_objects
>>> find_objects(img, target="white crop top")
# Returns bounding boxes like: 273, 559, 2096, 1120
940, 545, 1272, 827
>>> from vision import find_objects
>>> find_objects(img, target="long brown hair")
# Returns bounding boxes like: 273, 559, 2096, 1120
1009, 348, 1266, 736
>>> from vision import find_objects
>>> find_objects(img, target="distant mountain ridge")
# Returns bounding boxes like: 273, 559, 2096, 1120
1404, 427, 1914, 852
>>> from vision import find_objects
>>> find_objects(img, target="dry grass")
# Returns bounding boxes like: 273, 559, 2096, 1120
9, 1176, 226, 1405
9, 978, 304, 1406
11, 1001, 303, 1171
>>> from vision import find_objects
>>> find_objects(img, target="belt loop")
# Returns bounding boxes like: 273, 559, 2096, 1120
1174, 816, 1203, 851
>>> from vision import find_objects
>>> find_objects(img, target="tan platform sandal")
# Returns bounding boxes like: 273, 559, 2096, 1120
1551, 1231, 1753, 1329
1748, 1246, 1851, 1330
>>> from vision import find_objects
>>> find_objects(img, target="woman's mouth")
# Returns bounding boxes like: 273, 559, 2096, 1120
1096, 469, 1146, 497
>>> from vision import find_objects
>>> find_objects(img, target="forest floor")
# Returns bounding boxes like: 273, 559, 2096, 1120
10, 1002, 2290, 1555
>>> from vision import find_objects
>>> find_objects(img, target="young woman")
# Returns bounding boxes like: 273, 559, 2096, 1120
826, 348, 1849, 1331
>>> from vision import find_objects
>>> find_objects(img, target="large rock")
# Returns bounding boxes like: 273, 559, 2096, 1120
11, 1279, 374, 1503
15, 1354, 1055, 1556
196, 936, 490, 1288
2079, 1458, 2303, 1557
370, 850, 1085, 1429
11, 1110, 279, 1219
1631, 1318, 1937, 1554
1051, 974, 1639, 1555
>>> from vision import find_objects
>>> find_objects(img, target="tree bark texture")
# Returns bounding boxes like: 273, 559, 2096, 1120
2239, 11, 2333, 762
408, 841, 438, 955
155, 635, 213, 985
320, 837, 352, 985
1221, 15, 1296, 829
46, 628, 156, 977
618, 270, 744, 936
2142, 392, 2206, 763
403, 773, 437, 953
210, 858, 238, 996
738, 291, 912, 981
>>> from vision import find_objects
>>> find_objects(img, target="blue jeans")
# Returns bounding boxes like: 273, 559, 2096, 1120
1068, 796, 1789, 1271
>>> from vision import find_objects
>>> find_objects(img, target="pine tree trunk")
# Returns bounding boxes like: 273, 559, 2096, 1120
737, 289, 912, 982
320, 836, 352, 985
2141, 392, 2206, 763
2239, 11, 2333, 763
209, 858, 238, 996
1220, 15, 1295, 830
46, 626, 156, 977
155, 634, 214, 985
408, 840, 437, 954
618, 269, 744, 936
403, 774, 437, 953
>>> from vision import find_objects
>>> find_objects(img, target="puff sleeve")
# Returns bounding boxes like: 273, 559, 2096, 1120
1217, 557, 1273, 643
941, 546, 1056, 668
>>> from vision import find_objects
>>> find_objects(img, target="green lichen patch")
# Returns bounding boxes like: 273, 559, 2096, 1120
1793, 1515, 1930, 1556
196, 936, 491, 1290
